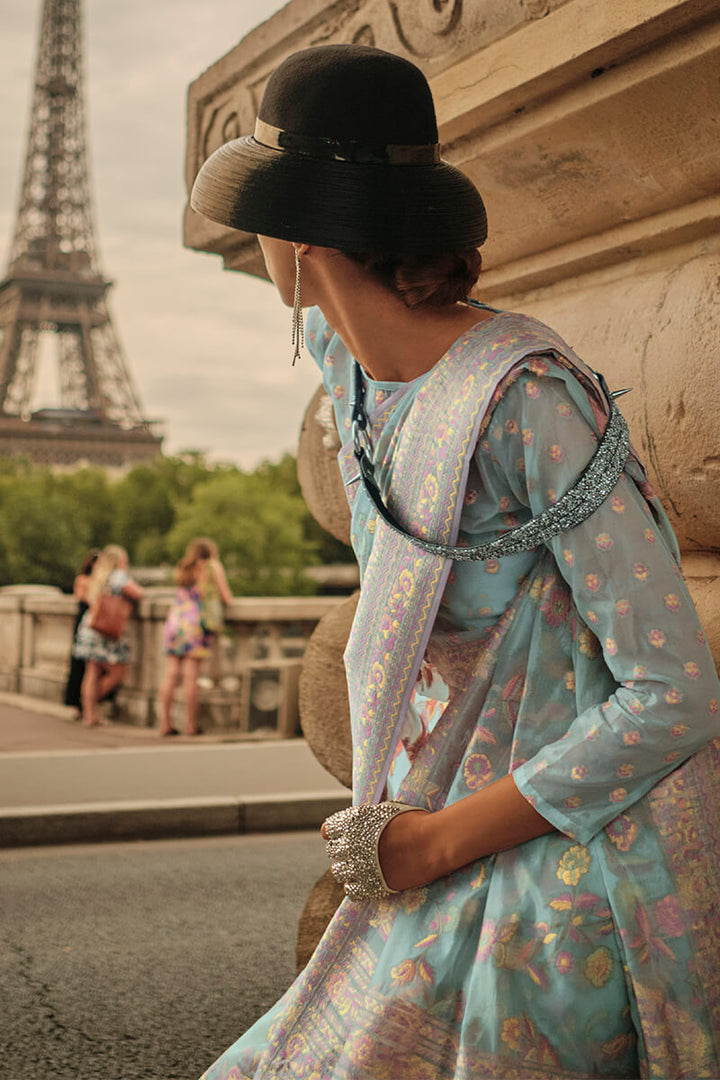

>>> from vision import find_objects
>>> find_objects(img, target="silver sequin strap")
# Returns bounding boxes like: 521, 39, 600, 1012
356, 400, 630, 562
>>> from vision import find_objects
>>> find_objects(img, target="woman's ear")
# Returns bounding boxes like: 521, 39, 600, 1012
293, 243, 310, 257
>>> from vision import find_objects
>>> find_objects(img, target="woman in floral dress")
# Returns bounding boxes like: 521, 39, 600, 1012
158, 537, 232, 736
189, 43, 720, 1079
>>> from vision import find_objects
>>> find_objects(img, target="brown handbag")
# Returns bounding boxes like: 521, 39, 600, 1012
89, 592, 132, 640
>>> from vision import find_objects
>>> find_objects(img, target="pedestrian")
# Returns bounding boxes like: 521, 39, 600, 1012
158, 537, 232, 736
190, 44, 720, 1080
63, 548, 99, 719
73, 544, 143, 728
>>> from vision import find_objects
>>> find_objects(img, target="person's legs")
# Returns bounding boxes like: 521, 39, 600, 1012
97, 663, 126, 703
81, 661, 102, 727
64, 656, 85, 715
182, 656, 202, 735
158, 655, 182, 735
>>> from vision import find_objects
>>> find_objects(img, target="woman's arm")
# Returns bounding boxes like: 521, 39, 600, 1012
73, 575, 89, 602
375, 367, 720, 891
121, 578, 144, 603
211, 560, 233, 604
378, 773, 554, 891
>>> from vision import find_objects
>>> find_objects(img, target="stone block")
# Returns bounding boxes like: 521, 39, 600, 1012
297, 383, 351, 546
299, 592, 358, 789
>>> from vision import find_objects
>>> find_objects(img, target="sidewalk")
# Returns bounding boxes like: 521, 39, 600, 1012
0, 692, 349, 847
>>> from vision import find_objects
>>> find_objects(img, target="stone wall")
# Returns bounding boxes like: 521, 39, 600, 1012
184, 0, 720, 664
0, 588, 343, 736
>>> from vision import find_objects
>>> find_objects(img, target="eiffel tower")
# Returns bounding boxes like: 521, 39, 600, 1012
0, 0, 162, 468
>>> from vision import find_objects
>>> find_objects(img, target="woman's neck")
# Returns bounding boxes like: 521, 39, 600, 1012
306, 250, 491, 382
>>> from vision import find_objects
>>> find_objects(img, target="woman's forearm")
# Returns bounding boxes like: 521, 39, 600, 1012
379, 774, 555, 892
434, 774, 555, 875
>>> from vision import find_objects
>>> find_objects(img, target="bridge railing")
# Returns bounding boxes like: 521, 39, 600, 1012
0, 588, 344, 737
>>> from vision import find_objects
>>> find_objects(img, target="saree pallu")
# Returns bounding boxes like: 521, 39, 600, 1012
201, 313, 720, 1079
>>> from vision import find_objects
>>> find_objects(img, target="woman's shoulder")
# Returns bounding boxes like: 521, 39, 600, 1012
458, 311, 605, 425
457, 310, 583, 380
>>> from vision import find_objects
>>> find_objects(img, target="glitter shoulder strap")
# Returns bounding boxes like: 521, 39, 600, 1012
351, 361, 630, 562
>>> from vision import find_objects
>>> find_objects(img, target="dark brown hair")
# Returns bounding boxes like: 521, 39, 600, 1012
79, 549, 100, 576
344, 248, 482, 308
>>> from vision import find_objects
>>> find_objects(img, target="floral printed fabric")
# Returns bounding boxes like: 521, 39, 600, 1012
199, 307, 720, 1080
163, 585, 213, 658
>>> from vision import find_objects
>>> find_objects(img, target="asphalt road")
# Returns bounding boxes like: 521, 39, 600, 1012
0, 831, 329, 1080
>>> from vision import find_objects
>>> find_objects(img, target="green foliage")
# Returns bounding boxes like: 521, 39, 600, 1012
0, 451, 354, 595
167, 467, 320, 596
112, 466, 176, 563
54, 468, 116, 551
0, 469, 91, 590
255, 454, 354, 566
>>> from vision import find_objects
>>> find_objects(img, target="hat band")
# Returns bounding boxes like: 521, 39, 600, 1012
253, 119, 442, 166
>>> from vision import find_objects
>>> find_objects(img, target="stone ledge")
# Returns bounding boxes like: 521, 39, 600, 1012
435, 0, 719, 140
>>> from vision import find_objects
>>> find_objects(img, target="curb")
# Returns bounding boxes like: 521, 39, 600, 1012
0, 690, 76, 721
0, 790, 351, 848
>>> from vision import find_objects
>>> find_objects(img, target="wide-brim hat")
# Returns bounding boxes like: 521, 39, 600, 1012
191, 44, 487, 256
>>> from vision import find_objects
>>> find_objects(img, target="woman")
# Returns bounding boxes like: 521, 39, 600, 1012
158, 537, 232, 736
190, 45, 720, 1079
73, 545, 143, 728
64, 549, 99, 719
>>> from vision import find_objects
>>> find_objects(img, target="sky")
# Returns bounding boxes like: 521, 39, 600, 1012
0, 0, 322, 468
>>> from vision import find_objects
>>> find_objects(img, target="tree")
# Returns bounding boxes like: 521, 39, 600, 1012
111, 465, 176, 564
54, 467, 116, 551
167, 469, 320, 595
0, 470, 91, 590
0, 450, 353, 594
254, 453, 354, 565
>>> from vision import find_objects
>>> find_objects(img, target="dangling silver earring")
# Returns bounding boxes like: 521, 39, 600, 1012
291, 247, 304, 366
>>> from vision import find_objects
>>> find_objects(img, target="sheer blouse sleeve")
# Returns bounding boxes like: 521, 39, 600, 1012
484, 368, 720, 844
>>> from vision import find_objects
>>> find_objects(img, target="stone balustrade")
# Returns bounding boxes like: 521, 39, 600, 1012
0, 586, 344, 736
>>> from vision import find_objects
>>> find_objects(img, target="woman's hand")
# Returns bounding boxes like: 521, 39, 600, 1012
321, 803, 431, 900
323, 777, 554, 901
381, 776, 555, 893
382, 777, 557, 894
377, 778, 555, 892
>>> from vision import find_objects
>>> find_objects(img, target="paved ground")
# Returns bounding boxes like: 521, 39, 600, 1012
0, 832, 329, 1080
0, 696, 346, 1079
0, 692, 293, 752
0, 693, 350, 846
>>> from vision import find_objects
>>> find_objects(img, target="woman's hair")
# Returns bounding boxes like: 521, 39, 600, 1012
344, 248, 482, 308
175, 537, 219, 588
87, 545, 128, 604
78, 549, 100, 576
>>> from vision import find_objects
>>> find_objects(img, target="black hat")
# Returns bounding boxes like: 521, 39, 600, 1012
190, 44, 487, 255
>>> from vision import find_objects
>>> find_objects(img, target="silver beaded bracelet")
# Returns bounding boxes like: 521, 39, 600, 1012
323, 801, 423, 901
